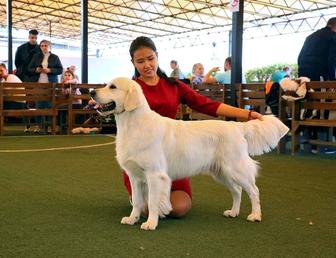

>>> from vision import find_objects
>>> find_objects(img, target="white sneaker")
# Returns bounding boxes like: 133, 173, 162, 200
24, 126, 31, 133
33, 126, 41, 133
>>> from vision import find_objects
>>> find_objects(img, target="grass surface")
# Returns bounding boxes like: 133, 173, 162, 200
0, 136, 335, 258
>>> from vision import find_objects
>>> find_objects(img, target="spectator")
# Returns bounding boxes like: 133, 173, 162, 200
204, 57, 246, 84
265, 70, 286, 116
58, 70, 81, 133
298, 17, 336, 154
14, 29, 40, 81
298, 17, 336, 81
0, 63, 22, 83
124, 36, 263, 218
68, 65, 79, 81
0, 63, 31, 132
27, 39, 63, 133
170, 60, 185, 79
282, 66, 292, 78
27, 40, 63, 83
61, 70, 81, 104
191, 63, 205, 85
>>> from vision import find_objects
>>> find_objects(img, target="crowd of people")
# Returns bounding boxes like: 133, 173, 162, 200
1, 29, 80, 133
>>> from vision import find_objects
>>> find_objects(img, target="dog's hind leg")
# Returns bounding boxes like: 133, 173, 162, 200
121, 173, 144, 226
141, 172, 171, 230
211, 172, 242, 218
233, 160, 262, 222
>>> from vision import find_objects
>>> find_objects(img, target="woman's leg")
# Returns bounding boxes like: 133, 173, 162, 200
169, 190, 192, 218
141, 190, 192, 218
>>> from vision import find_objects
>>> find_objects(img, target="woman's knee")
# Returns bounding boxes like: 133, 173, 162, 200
170, 190, 192, 218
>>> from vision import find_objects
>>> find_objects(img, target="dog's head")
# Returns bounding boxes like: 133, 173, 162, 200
90, 77, 145, 116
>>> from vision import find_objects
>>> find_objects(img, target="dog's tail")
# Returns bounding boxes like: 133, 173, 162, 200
242, 115, 289, 156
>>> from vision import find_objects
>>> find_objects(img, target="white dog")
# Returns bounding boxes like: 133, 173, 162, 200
91, 77, 289, 231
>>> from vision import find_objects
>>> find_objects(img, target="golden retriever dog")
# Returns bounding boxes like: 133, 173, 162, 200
91, 77, 289, 230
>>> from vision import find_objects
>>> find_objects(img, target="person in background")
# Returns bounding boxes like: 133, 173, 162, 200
14, 29, 40, 82
124, 36, 263, 218
191, 63, 205, 85
265, 70, 286, 116
170, 60, 185, 80
0, 63, 31, 131
68, 65, 79, 81
27, 39, 63, 133
282, 66, 292, 78
204, 57, 244, 84
298, 17, 336, 154
58, 70, 81, 133
0, 63, 22, 83
298, 17, 336, 81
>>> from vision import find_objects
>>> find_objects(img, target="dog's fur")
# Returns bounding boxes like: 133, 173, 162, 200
91, 77, 289, 230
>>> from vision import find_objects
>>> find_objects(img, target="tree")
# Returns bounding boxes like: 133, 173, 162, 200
245, 63, 298, 83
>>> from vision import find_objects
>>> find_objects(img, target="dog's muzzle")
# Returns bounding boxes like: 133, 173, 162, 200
90, 90, 116, 113
98, 101, 116, 112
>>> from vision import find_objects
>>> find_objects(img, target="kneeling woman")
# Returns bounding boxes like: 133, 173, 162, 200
124, 36, 262, 217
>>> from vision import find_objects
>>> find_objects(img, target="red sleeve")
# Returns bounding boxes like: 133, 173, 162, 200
177, 81, 221, 117
123, 172, 192, 199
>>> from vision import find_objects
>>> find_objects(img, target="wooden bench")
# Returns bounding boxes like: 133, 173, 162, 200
290, 81, 336, 154
0, 82, 68, 136
236, 83, 266, 115
66, 83, 107, 133
190, 83, 226, 120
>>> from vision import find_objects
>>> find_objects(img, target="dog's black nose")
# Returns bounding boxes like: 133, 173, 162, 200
90, 90, 96, 98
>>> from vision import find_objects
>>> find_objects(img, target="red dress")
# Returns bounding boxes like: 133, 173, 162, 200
123, 78, 221, 198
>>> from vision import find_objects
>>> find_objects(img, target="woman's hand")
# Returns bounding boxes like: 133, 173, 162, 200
210, 67, 220, 73
36, 67, 42, 73
249, 110, 263, 120
42, 68, 51, 73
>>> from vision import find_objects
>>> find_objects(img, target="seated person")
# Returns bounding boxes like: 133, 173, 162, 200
0, 63, 31, 132
204, 57, 246, 84
191, 63, 205, 85
265, 70, 286, 116
58, 70, 81, 132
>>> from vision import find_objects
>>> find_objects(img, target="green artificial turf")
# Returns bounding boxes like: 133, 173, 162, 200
0, 136, 335, 258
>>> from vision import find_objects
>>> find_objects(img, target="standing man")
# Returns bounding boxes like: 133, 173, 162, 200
170, 60, 185, 80
298, 17, 336, 81
15, 29, 40, 81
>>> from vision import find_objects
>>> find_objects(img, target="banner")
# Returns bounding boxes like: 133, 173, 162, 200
229, 0, 240, 12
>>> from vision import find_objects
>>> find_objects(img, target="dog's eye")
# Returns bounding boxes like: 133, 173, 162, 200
109, 84, 117, 89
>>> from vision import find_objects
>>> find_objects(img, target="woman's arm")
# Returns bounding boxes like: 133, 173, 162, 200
203, 67, 219, 84
216, 103, 263, 120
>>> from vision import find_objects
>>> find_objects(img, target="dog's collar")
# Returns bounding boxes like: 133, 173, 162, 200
114, 109, 125, 115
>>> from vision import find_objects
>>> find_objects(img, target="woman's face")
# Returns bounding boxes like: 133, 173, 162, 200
132, 47, 158, 78
40, 42, 50, 54
194, 64, 204, 76
64, 72, 73, 82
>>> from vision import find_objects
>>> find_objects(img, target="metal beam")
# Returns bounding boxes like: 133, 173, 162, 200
7, 0, 13, 73
230, 0, 244, 106
81, 0, 88, 83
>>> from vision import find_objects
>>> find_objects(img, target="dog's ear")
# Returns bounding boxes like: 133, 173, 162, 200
124, 86, 142, 111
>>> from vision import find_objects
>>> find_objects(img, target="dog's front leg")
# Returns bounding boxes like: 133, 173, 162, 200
121, 174, 144, 226
141, 172, 168, 231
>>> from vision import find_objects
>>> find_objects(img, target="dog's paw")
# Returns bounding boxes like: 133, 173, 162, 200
159, 200, 172, 218
247, 212, 262, 222
140, 220, 158, 231
223, 209, 239, 218
120, 216, 139, 225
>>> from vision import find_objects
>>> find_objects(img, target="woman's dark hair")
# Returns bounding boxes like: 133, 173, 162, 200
129, 36, 178, 85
